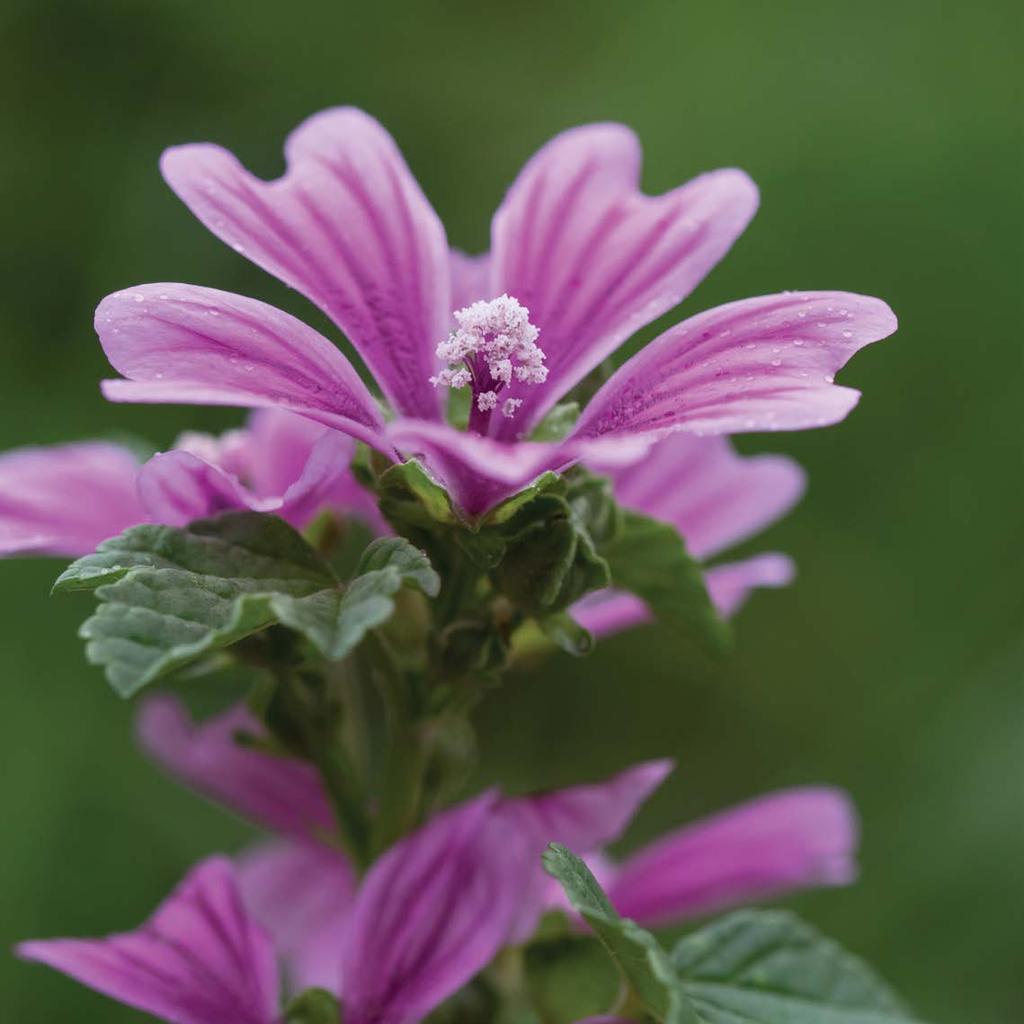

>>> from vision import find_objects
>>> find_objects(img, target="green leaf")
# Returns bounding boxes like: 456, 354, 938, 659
542, 843, 699, 1024
356, 536, 441, 597
58, 515, 438, 696
284, 987, 341, 1024
54, 513, 332, 594
673, 910, 923, 1024
529, 401, 581, 442
600, 510, 727, 651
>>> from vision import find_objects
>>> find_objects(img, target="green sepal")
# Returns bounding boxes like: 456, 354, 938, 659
536, 612, 594, 656
377, 459, 459, 530
284, 987, 341, 1024
480, 472, 561, 528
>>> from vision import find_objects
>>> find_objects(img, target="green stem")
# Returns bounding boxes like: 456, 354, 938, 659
273, 666, 372, 868
365, 633, 429, 855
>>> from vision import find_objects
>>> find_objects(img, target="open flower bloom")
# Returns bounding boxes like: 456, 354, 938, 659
574, 432, 806, 633
95, 107, 896, 518
136, 696, 858, 999
0, 409, 374, 558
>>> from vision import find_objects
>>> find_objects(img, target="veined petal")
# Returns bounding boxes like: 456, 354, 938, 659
606, 434, 806, 559
17, 858, 279, 1024
137, 451, 256, 526
97, 283, 389, 450
340, 792, 529, 1024
161, 107, 449, 420
607, 787, 859, 928
136, 696, 334, 840
572, 292, 897, 441
0, 442, 144, 556
490, 123, 758, 437
237, 839, 355, 995
498, 760, 672, 943
239, 409, 385, 531
705, 553, 795, 618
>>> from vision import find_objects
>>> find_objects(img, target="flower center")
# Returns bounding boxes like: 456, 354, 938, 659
430, 294, 547, 433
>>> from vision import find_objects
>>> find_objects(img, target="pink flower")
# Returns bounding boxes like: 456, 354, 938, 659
136, 697, 669, 994
136, 697, 858, 996
96, 108, 896, 517
0, 409, 375, 557
574, 432, 806, 633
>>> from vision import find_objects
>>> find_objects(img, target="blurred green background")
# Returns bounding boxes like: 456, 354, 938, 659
1, 1, 1020, 1020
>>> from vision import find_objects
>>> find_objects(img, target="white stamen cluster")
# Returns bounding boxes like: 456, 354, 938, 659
430, 294, 546, 419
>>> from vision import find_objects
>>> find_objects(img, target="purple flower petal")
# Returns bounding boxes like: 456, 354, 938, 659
572, 590, 652, 637
340, 792, 530, 1024
161, 108, 449, 420
489, 124, 758, 437
498, 760, 672, 943
236, 839, 355, 995
136, 696, 334, 840
97, 283, 389, 450
243, 408, 353, 502
705, 553, 796, 618
509, 759, 672, 853
137, 450, 255, 526
0, 442, 144, 556
572, 292, 898, 442
449, 249, 491, 314
606, 434, 806, 560
17, 857, 279, 1024
606, 787, 859, 928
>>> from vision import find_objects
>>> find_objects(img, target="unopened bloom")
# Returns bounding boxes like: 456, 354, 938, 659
94, 107, 896, 517
574, 432, 806, 632
0, 409, 375, 558
136, 697, 858, 993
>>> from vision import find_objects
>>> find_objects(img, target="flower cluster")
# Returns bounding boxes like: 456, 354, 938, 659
5, 108, 908, 1024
